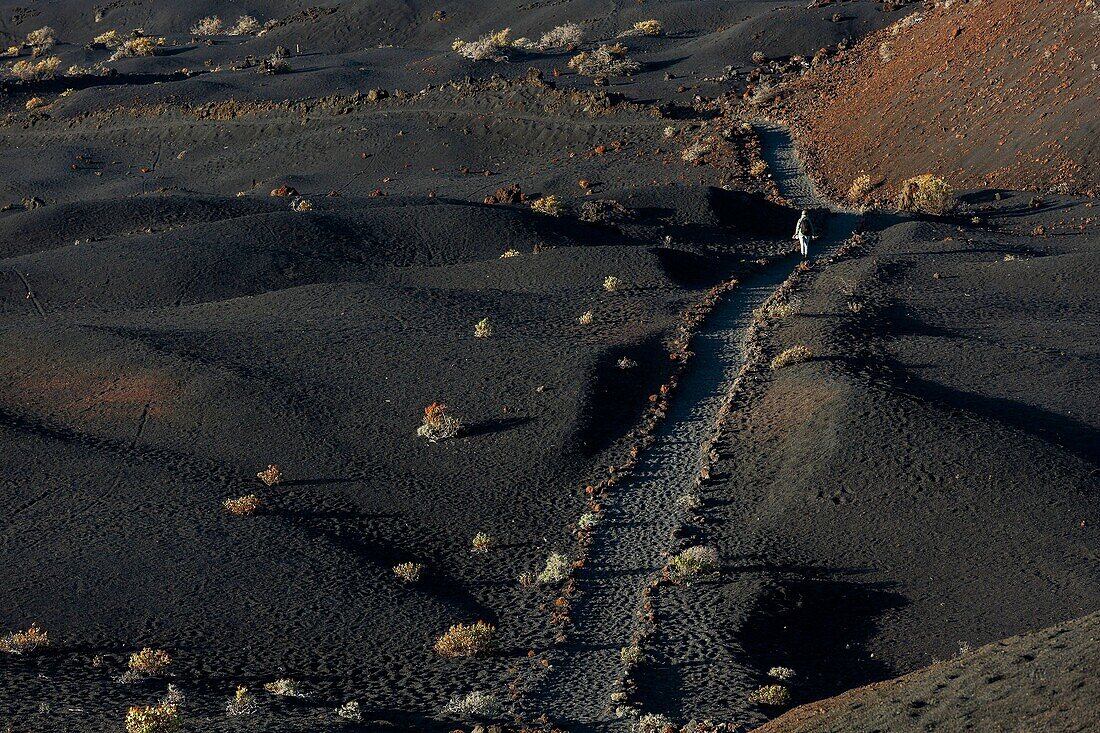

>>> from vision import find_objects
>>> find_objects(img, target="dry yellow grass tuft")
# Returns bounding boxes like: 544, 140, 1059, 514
749, 683, 792, 706
223, 494, 262, 515
110, 36, 163, 60
128, 647, 171, 676
631, 19, 663, 36
531, 194, 563, 216
1, 623, 49, 654
191, 16, 224, 36
256, 464, 282, 486
471, 531, 493, 553
125, 703, 180, 733
10, 56, 61, 81
393, 562, 423, 583
418, 402, 462, 441
434, 621, 497, 657
770, 345, 814, 370
848, 174, 875, 202
263, 678, 301, 696
897, 174, 953, 214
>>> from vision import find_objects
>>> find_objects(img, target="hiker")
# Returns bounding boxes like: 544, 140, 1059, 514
794, 209, 815, 258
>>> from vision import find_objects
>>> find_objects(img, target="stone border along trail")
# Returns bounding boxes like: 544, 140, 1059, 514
522, 124, 859, 732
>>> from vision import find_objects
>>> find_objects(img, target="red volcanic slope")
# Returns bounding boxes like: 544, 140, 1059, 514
780, 0, 1099, 199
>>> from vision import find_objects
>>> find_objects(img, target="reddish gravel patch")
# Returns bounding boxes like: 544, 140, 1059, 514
777, 0, 1099, 201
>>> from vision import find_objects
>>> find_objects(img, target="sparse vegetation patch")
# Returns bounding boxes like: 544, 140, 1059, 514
434, 621, 497, 657
667, 545, 719, 583
453, 29, 512, 62
128, 648, 171, 676
125, 703, 180, 733
10, 56, 61, 81
749, 684, 792, 706
897, 174, 953, 214
393, 562, 423, 583
568, 43, 641, 76
223, 494, 262, 515
442, 690, 503, 719
418, 402, 462, 441
191, 16, 224, 37
1, 623, 49, 654
537, 552, 571, 584
770, 344, 814, 370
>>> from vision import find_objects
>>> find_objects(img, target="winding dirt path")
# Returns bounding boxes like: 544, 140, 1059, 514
525, 124, 857, 732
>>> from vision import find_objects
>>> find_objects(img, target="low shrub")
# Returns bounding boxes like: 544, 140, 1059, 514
620, 645, 643, 665
568, 43, 641, 76
223, 494, 262, 515
25, 26, 56, 51
579, 199, 631, 224
499, 248, 520, 258
434, 621, 497, 657
677, 493, 701, 512
453, 29, 512, 62
617, 356, 638, 370
128, 648, 171, 676
125, 703, 180, 733
603, 275, 622, 292
191, 16, 224, 37
754, 297, 800, 320
577, 310, 594, 325
229, 15, 261, 35
393, 562, 423, 583
474, 317, 493, 338
471, 531, 493, 553
848, 174, 875, 203
257, 54, 290, 74
335, 700, 361, 721
263, 678, 302, 696
634, 713, 675, 733
770, 345, 813, 370
768, 665, 796, 681
620, 19, 662, 37
897, 174, 953, 215
256, 464, 282, 486
532, 22, 583, 51
442, 690, 503, 719
537, 552, 571, 584
110, 36, 163, 60
10, 56, 61, 81
1, 623, 49, 654
748, 684, 792, 706
667, 546, 719, 583
225, 686, 258, 716
530, 194, 563, 216
92, 30, 122, 49
418, 402, 462, 441
577, 512, 600, 530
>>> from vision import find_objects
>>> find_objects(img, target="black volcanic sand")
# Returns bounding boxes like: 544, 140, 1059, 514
641, 193, 1100, 729
756, 611, 1100, 733
0, 2, 1045, 732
